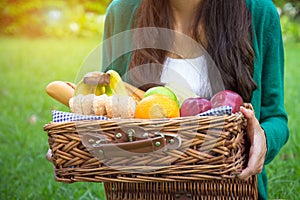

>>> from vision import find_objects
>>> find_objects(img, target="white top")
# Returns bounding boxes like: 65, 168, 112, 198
161, 56, 212, 98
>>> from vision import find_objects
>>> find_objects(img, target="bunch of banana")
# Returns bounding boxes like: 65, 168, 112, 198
45, 70, 143, 115
74, 70, 128, 97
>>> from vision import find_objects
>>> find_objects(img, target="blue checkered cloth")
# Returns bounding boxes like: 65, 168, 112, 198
52, 110, 109, 123
197, 106, 232, 117
51, 106, 232, 122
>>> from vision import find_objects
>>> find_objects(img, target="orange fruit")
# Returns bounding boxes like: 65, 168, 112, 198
143, 86, 180, 107
135, 94, 180, 119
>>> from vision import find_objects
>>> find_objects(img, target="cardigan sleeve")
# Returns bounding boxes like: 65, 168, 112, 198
259, 5, 289, 165
101, 0, 140, 77
101, 1, 115, 72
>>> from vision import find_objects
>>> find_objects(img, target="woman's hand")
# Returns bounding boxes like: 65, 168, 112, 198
46, 149, 53, 162
238, 106, 267, 180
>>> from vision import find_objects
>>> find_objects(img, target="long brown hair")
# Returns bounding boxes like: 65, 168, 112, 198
129, 0, 257, 102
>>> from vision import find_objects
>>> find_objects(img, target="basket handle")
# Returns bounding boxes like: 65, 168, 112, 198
82, 134, 179, 159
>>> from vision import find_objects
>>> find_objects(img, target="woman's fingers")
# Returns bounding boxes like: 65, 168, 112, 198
240, 106, 255, 133
238, 106, 267, 180
46, 149, 53, 162
238, 136, 265, 179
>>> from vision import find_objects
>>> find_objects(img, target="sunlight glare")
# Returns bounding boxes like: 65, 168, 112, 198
48, 9, 62, 21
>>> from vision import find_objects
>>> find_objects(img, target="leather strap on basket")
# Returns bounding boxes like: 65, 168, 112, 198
114, 126, 149, 142
81, 128, 181, 159
114, 126, 181, 149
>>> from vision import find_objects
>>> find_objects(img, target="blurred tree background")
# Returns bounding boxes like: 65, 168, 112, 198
273, 0, 300, 42
0, 0, 298, 41
273, 0, 300, 9
0, 0, 112, 38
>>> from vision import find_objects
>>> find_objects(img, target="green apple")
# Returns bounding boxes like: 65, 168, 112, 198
164, 82, 198, 107
144, 86, 180, 107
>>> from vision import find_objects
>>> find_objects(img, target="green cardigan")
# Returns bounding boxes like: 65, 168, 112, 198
102, 0, 289, 199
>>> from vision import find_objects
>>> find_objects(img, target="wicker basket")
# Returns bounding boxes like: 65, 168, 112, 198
104, 178, 257, 200
44, 110, 258, 199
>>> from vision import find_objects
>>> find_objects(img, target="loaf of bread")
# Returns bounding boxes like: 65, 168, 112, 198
69, 94, 136, 119
117, 95, 136, 119
123, 82, 145, 104
93, 94, 108, 116
82, 94, 94, 115
105, 95, 136, 119
69, 94, 84, 114
46, 81, 75, 106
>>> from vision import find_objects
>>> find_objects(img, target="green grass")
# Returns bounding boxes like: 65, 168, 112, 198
266, 42, 300, 199
0, 37, 299, 199
0, 36, 106, 200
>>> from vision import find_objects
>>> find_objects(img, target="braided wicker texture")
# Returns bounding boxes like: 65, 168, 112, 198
45, 112, 250, 180
104, 178, 258, 200
44, 110, 258, 199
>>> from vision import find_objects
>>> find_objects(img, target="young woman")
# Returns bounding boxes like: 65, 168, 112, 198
102, 0, 289, 199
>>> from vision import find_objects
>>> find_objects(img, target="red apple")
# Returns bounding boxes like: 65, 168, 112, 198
180, 97, 212, 117
210, 90, 244, 113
